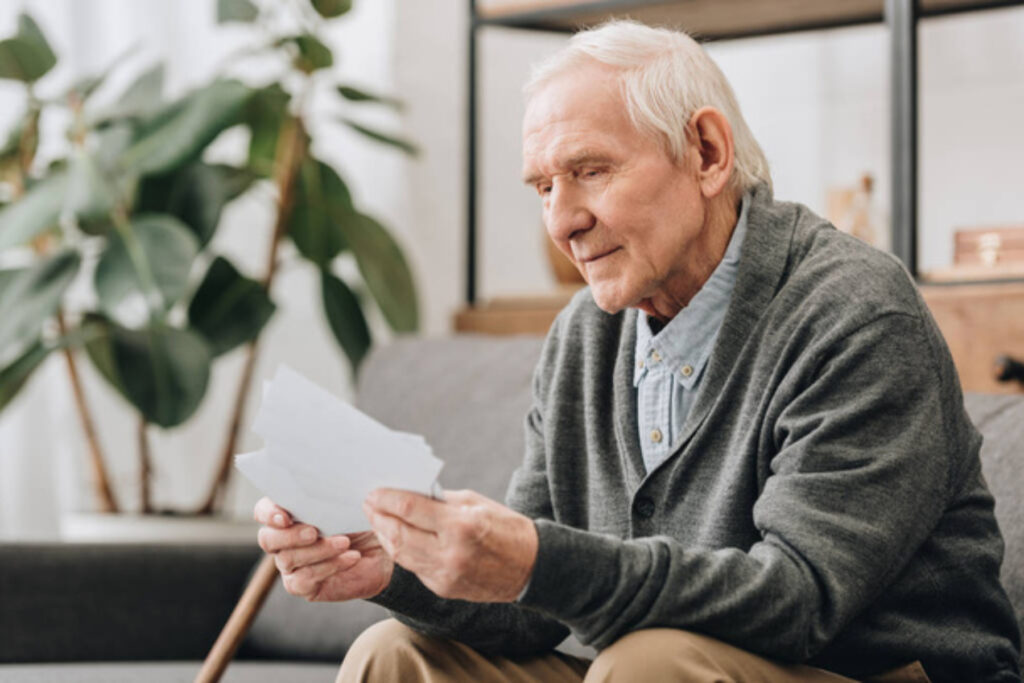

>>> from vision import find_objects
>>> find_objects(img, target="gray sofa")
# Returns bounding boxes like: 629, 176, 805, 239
1, 335, 1021, 681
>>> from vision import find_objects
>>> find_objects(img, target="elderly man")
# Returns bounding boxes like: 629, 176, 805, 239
254, 20, 1021, 683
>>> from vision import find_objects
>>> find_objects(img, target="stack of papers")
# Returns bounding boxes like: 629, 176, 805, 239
235, 365, 444, 536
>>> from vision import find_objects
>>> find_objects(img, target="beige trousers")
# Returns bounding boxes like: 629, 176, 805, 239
337, 619, 931, 683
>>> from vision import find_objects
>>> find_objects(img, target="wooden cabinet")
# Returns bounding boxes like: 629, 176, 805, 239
921, 283, 1024, 393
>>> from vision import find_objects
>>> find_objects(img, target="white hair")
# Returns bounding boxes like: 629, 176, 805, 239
524, 20, 772, 195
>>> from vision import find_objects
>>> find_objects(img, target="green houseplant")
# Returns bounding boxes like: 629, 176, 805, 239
0, 0, 418, 518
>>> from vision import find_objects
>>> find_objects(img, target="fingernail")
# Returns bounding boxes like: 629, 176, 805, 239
273, 514, 285, 526
301, 527, 316, 541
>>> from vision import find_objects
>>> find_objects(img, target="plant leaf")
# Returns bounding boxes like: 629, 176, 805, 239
0, 248, 80, 357
218, 0, 259, 23
188, 256, 275, 356
135, 162, 255, 247
311, 0, 352, 19
285, 35, 333, 73
84, 315, 211, 428
341, 213, 418, 333
289, 157, 351, 267
0, 340, 49, 412
118, 78, 251, 176
90, 63, 165, 128
0, 171, 67, 250
66, 148, 120, 224
339, 117, 418, 156
244, 83, 290, 177
336, 85, 403, 110
94, 214, 199, 319
0, 267, 20, 296
321, 270, 370, 371
0, 14, 57, 83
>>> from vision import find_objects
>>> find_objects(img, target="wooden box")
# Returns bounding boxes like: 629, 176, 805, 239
954, 225, 1024, 267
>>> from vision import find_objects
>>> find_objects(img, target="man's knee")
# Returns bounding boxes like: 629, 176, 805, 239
585, 629, 726, 682
337, 619, 426, 683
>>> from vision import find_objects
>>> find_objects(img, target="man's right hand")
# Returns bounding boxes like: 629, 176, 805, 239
254, 497, 394, 602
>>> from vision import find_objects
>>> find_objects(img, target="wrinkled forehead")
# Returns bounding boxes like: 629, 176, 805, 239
522, 62, 625, 136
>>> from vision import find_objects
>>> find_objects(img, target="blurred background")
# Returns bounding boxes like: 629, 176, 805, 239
1, 0, 1022, 541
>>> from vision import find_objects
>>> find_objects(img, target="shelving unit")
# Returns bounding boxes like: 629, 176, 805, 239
459, 0, 1024, 391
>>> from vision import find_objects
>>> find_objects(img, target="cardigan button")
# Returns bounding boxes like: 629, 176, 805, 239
633, 496, 655, 519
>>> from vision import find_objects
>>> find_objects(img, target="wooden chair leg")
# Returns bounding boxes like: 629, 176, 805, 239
195, 553, 279, 683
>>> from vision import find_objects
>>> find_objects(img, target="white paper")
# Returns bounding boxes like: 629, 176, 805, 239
235, 365, 444, 536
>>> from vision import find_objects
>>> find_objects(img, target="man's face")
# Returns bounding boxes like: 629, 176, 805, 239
522, 62, 709, 316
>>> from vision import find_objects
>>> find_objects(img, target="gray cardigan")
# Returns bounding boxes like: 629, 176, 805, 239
375, 185, 1021, 682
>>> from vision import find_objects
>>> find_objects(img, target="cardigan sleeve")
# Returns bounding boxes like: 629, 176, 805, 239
516, 311, 966, 661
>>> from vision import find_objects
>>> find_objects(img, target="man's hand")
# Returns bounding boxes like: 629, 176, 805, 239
254, 497, 394, 602
363, 488, 538, 603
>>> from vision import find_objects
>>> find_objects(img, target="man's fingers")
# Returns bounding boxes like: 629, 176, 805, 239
274, 535, 352, 573
365, 488, 446, 532
259, 522, 321, 553
254, 497, 292, 527
282, 551, 361, 598
438, 489, 480, 506
366, 507, 437, 571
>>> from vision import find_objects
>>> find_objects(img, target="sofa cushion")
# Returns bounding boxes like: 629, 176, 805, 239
242, 582, 390, 662
0, 543, 261, 663
355, 335, 546, 502
964, 393, 1024, 639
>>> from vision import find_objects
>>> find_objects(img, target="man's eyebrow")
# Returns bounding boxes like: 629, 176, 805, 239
522, 170, 545, 186
522, 150, 616, 186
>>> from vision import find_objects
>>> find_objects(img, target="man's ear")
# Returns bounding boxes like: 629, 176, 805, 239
688, 106, 735, 198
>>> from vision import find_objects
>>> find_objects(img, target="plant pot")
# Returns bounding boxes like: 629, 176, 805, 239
60, 512, 260, 544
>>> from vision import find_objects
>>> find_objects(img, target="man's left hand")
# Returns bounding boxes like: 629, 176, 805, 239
362, 488, 538, 603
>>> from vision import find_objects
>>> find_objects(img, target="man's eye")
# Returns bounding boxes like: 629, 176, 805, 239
581, 168, 604, 179
537, 184, 551, 196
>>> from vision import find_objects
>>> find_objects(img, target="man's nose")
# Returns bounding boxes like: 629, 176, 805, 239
545, 182, 594, 242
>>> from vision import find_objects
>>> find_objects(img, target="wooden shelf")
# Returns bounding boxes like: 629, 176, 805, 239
920, 263, 1024, 284
476, 0, 1024, 39
453, 289, 580, 336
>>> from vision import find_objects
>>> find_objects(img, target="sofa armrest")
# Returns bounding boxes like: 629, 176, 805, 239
0, 543, 261, 663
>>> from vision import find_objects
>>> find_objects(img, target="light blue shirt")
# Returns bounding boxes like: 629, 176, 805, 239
633, 193, 750, 473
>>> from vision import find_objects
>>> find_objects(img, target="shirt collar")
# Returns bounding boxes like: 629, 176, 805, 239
634, 192, 751, 389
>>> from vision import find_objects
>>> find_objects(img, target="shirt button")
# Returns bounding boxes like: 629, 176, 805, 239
650, 429, 663, 444
680, 365, 693, 377
651, 350, 661, 363
633, 496, 655, 519
637, 359, 644, 369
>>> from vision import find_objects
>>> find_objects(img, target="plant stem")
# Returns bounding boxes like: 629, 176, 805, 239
57, 311, 119, 513
19, 90, 117, 514
138, 416, 152, 513
197, 116, 307, 514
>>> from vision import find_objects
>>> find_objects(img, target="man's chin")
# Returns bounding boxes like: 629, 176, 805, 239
589, 287, 631, 315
